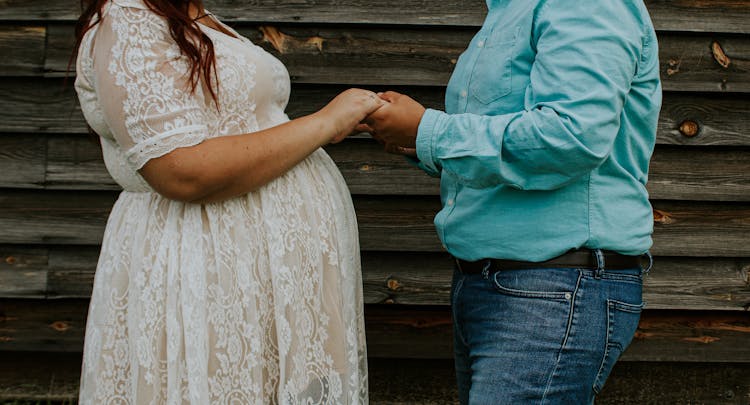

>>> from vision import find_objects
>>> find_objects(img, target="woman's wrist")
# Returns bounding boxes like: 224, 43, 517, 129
304, 111, 338, 146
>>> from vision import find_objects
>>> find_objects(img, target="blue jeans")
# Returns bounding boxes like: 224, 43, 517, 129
452, 252, 649, 404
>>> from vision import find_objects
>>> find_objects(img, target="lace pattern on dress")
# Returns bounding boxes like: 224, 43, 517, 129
108, 6, 209, 169
75, 2, 368, 404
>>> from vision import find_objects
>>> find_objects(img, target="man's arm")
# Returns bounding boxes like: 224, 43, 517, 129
370, 1, 642, 190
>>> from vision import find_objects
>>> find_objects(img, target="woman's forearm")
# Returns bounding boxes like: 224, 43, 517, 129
139, 112, 333, 203
139, 88, 383, 203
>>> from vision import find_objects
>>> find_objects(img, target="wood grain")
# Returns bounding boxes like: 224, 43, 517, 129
2, 246, 749, 311
1, 0, 749, 33
367, 359, 750, 405
3, 135, 750, 201
0, 133, 46, 189
0, 190, 749, 256
2, 299, 749, 362
24, 24, 750, 92
2, 352, 749, 404
0, 78, 749, 147
365, 306, 750, 362
0, 26, 44, 76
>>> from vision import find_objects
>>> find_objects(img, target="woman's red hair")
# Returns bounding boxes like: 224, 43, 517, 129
74, 0, 219, 104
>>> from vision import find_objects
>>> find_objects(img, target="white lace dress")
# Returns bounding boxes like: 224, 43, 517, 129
74, 1, 367, 403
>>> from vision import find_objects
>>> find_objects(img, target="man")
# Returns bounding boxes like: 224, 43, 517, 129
362, 0, 661, 403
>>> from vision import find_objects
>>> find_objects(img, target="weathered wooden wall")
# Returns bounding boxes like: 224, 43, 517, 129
1, 1, 749, 403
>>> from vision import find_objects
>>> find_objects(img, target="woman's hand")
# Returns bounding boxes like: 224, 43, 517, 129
316, 88, 385, 143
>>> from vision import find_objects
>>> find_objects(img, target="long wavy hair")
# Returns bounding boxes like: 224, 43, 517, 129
74, 0, 219, 104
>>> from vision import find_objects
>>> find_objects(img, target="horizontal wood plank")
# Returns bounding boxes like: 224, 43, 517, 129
23, 25, 750, 93
2, 134, 750, 200
1, 299, 749, 362
1, 0, 750, 34
0, 133, 46, 189
0, 190, 117, 246
645, 147, 750, 201
366, 307, 750, 363
2, 352, 749, 404
0, 78, 748, 146
0, 26, 45, 76
361, 253, 750, 311
0, 190, 749, 257
2, 246, 749, 311
356, 196, 750, 257
372, 359, 750, 405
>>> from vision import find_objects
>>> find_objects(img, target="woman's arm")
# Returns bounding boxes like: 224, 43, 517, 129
140, 89, 383, 203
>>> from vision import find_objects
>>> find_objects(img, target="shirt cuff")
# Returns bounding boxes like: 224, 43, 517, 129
416, 108, 444, 175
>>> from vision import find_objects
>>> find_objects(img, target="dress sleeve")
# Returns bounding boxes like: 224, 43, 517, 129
92, 6, 210, 170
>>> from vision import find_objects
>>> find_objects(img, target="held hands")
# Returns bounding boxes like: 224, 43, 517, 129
316, 88, 426, 156
360, 91, 426, 156
317, 88, 385, 144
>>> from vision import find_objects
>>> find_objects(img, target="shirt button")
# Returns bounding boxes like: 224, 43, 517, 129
460, 90, 468, 98
477, 40, 485, 48
447, 199, 454, 206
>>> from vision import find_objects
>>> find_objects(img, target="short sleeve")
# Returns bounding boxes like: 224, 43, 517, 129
90, 6, 209, 170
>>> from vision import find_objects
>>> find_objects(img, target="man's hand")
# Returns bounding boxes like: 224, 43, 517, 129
363, 91, 426, 156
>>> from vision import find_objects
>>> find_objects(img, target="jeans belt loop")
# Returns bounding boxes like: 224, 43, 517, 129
481, 260, 492, 280
593, 249, 605, 278
642, 251, 654, 276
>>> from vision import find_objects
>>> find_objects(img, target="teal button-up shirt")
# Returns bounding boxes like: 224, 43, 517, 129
415, 0, 662, 262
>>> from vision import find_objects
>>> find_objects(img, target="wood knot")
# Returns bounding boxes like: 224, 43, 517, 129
633, 331, 651, 340
358, 164, 372, 172
4, 256, 16, 265
50, 321, 71, 332
306, 36, 324, 52
678, 120, 699, 138
259, 26, 287, 53
711, 41, 731, 68
683, 335, 720, 344
666, 58, 680, 76
653, 209, 674, 225
387, 278, 401, 291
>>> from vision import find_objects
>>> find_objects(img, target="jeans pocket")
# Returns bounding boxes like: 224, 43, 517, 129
491, 269, 575, 300
593, 300, 643, 393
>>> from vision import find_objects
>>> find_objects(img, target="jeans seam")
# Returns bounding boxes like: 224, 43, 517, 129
452, 276, 469, 348
593, 299, 644, 393
593, 300, 617, 394
541, 270, 583, 403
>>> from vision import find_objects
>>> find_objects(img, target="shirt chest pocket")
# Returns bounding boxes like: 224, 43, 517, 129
469, 26, 519, 105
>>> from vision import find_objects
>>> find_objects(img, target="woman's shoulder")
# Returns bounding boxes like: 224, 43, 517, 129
109, 0, 149, 10
101, 0, 172, 43
105, 0, 167, 27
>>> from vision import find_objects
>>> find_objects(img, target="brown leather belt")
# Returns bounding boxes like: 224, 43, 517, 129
455, 249, 645, 275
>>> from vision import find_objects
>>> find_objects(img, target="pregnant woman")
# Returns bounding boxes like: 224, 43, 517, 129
74, 0, 382, 403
